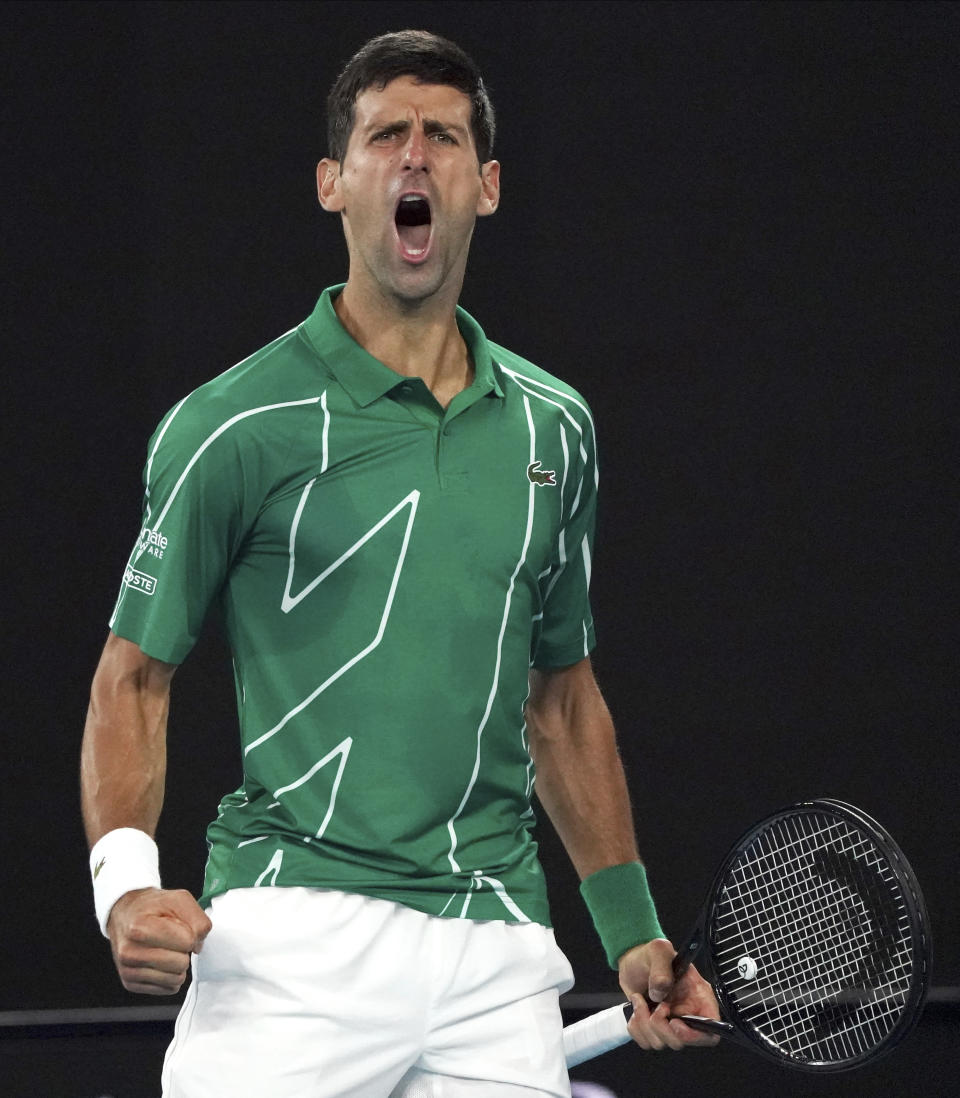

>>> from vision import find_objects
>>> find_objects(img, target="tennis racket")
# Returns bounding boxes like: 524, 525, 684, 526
563, 799, 930, 1071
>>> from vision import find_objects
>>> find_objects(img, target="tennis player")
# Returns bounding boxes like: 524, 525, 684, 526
81, 30, 719, 1097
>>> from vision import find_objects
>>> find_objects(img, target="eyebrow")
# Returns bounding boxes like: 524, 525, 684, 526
364, 118, 470, 141
424, 119, 469, 139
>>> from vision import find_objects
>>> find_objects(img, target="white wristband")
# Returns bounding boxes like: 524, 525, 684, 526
89, 828, 162, 937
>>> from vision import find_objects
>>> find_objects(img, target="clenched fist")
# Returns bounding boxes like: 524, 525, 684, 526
107, 887, 212, 995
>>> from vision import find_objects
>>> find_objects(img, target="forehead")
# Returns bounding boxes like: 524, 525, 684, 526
353, 75, 474, 130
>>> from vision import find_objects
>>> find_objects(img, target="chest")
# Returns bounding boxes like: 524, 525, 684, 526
241, 388, 582, 603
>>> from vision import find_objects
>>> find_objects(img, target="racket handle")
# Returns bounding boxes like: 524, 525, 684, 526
671, 934, 701, 979
563, 1003, 632, 1068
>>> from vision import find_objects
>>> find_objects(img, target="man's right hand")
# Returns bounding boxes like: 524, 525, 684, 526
107, 887, 212, 995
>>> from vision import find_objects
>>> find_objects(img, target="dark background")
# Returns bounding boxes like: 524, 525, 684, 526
3, 0, 957, 1092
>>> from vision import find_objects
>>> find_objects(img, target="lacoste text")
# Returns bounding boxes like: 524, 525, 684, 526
123, 567, 158, 595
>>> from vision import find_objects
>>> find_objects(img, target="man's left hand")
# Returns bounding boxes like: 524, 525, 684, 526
618, 939, 722, 1050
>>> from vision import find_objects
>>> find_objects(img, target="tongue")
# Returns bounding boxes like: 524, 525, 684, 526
398, 223, 430, 255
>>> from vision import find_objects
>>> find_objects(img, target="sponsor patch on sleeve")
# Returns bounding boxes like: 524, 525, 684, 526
123, 567, 158, 596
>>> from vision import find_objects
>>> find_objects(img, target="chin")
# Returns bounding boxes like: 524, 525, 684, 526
386, 266, 450, 305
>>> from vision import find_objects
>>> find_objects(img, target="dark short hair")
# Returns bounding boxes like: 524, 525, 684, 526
326, 30, 495, 164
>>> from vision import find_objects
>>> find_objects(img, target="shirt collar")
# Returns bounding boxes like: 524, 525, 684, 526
299, 285, 505, 407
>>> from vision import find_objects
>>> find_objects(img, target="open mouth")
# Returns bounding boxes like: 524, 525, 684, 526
394, 194, 432, 259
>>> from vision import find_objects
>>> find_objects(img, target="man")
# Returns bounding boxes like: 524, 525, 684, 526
81, 30, 718, 1097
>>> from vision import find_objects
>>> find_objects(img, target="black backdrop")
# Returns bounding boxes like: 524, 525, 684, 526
3, 0, 957, 1039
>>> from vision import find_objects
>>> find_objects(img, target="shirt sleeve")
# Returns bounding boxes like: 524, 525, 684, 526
108, 394, 258, 664
530, 403, 599, 669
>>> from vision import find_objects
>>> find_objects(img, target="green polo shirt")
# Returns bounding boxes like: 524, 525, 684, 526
109, 286, 598, 925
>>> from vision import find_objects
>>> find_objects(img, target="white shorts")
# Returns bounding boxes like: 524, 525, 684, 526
162, 887, 575, 1097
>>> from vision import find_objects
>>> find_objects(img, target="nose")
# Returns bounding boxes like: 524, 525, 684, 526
402, 128, 429, 171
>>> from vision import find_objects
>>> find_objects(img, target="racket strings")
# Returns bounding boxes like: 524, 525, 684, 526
710, 812, 919, 1065
730, 820, 911, 990
738, 818, 914, 1058
724, 825, 895, 988
728, 819, 914, 1059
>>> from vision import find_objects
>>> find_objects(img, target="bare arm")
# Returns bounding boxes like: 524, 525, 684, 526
526, 656, 719, 1050
81, 632, 210, 994
81, 632, 176, 845
525, 655, 638, 877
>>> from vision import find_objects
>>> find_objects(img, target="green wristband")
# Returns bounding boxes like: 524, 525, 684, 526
579, 861, 665, 969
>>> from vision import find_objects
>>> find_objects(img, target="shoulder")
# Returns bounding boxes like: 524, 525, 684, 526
147, 324, 324, 462
489, 340, 596, 432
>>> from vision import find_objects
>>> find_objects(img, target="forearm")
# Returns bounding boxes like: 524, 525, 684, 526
527, 658, 639, 879
80, 634, 174, 847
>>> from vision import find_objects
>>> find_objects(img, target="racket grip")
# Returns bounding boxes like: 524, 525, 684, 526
563, 1003, 632, 1068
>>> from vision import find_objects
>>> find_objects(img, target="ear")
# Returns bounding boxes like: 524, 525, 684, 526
317, 158, 344, 212
476, 160, 501, 217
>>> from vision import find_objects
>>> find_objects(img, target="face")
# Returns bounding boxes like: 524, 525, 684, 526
318, 76, 500, 306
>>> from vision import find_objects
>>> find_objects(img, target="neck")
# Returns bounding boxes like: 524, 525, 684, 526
334, 278, 473, 408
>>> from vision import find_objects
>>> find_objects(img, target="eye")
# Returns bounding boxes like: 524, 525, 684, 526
430, 130, 457, 145
370, 125, 406, 145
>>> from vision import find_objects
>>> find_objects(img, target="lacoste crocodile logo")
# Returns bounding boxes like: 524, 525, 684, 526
527, 461, 557, 486
93, 857, 106, 879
